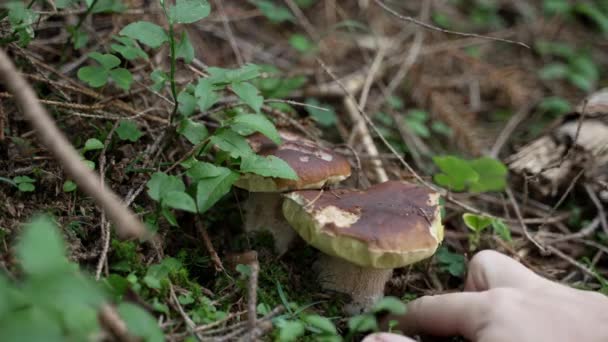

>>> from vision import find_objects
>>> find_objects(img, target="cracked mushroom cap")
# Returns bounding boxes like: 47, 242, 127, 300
282, 181, 444, 269
234, 130, 351, 192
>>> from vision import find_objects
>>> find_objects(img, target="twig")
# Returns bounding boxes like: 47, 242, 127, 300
0, 48, 147, 240
246, 259, 259, 341
490, 99, 537, 158
584, 183, 608, 235
545, 245, 597, 279
283, 0, 319, 40
505, 186, 545, 252
96, 121, 119, 280
538, 168, 586, 231
373, 0, 530, 48
196, 217, 224, 272
213, 0, 244, 65
170, 284, 203, 341
344, 96, 388, 182
98, 304, 134, 342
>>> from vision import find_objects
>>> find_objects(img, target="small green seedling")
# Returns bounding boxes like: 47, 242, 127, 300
463, 214, 511, 250
13, 175, 35, 192
77, 52, 133, 90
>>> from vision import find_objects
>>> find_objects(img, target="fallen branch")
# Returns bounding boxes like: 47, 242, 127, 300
373, 0, 530, 49
0, 48, 147, 240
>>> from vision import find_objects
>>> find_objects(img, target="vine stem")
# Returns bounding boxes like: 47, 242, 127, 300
74, 0, 99, 31
161, 0, 179, 124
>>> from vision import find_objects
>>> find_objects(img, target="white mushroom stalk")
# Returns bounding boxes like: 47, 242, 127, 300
282, 181, 444, 314
234, 130, 352, 254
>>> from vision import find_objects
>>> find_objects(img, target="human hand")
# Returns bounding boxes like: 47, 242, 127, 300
364, 250, 608, 342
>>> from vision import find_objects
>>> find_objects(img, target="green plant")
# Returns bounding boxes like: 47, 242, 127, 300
462, 213, 511, 250
13, 175, 36, 192
436, 246, 466, 277
2, 1, 38, 46
0, 215, 163, 341
77, 52, 133, 90
433, 156, 508, 192
536, 41, 600, 92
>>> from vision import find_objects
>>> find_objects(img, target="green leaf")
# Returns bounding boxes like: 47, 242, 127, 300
303, 315, 337, 335
347, 314, 377, 333
436, 246, 466, 277
372, 297, 407, 315
120, 21, 169, 48
539, 63, 569, 80
150, 69, 168, 92
77, 66, 109, 88
251, 0, 295, 23
0, 306, 63, 342
185, 161, 224, 180
163, 191, 197, 213
17, 182, 35, 192
176, 31, 195, 63
109, 68, 133, 91
70, 26, 89, 49
231, 82, 264, 114
63, 180, 77, 192
90, 0, 126, 13
468, 157, 508, 193
492, 219, 512, 242
117, 303, 164, 342
278, 320, 306, 342
289, 34, 314, 53
432, 156, 478, 192
570, 55, 599, 82
169, 0, 211, 24
210, 129, 254, 158
194, 78, 220, 111
404, 109, 430, 138
538, 96, 571, 116
13, 175, 35, 184
88, 52, 120, 70
231, 114, 281, 144
116, 120, 143, 142
462, 213, 494, 233
240, 155, 298, 180
177, 90, 197, 117
196, 168, 239, 213
146, 172, 186, 202
567, 73, 594, 92
111, 36, 148, 61
206, 64, 261, 85
83, 138, 104, 152
574, 3, 608, 33
17, 215, 69, 276
305, 98, 337, 127
56, 0, 79, 8
178, 118, 209, 145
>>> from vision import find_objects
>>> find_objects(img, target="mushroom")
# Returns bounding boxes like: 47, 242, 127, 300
282, 180, 443, 314
234, 130, 351, 254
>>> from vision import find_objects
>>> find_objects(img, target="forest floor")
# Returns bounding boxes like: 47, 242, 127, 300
1, 0, 608, 341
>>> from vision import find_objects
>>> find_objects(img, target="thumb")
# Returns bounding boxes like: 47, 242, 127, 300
362, 333, 417, 342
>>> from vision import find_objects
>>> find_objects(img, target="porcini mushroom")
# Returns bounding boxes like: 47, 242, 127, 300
282, 180, 443, 314
234, 130, 351, 254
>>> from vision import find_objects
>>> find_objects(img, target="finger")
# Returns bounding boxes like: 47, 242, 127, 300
464, 250, 547, 291
362, 333, 417, 342
392, 292, 487, 338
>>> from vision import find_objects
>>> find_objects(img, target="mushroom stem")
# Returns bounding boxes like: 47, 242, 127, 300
244, 192, 298, 254
314, 254, 393, 315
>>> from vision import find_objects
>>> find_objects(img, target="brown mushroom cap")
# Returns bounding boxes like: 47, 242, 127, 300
234, 130, 352, 192
282, 181, 443, 268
